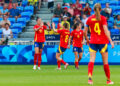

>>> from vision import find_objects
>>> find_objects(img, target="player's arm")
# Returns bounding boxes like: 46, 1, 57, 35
84, 26, 89, 45
34, 26, 41, 32
52, 22, 57, 32
103, 25, 114, 48
44, 22, 51, 31
82, 33, 85, 45
68, 35, 72, 49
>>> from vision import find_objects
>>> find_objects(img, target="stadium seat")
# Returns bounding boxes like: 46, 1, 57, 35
62, 6, 70, 9
21, 12, 31, 22
99, 1, 106, 8
110, 29, 120, 34
108, 17, 114, 23
8, 18, 16, 26
114, 6, 120, 13
17, 6, 24, 14
109, 1, 118, 7
0, 18, 3, 21
24, 6, 34, 15
22, 0, 28, 7
12, 23, 23, 32
52, 17, 59, 29
108, 22, 114, 29
17, 18, 26, 27
0, 30, 2, 34
0, 6, 3, 9
12, 29, 19, 34
118, 1, 120, 5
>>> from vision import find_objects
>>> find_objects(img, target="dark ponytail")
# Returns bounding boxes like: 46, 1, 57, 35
63, 23, 69, 29
73, 23, 80, 30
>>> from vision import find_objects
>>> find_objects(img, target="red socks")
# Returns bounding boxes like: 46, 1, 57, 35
104, 64, 110, 80
75, 61, 79, 68
61, 59, 66, 65
57, 61, 61, 68
88, 62, 94, 78
34, 54, 38, 65
38, 53, 42, 67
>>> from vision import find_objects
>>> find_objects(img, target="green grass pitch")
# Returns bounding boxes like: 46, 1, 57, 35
0, 65, 120, 86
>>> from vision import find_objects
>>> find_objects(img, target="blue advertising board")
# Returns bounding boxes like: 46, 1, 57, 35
0, 45, 120, 65
45, 35, 120, 41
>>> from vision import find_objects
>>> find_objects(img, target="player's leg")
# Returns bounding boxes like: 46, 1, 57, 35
101, 46, 114, 84
56, 52, 63, 70
56, 46, 68, 69
37, 43, 44, 70
33, 42, 40, 70
74, 52, 79, 69
88, 52, 96, 80
88, 44, 97, 84
78, 47, 83, 62
73, 47, 79, 69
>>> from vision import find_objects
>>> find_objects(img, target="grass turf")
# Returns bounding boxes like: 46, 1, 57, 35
0, 65, 119, 86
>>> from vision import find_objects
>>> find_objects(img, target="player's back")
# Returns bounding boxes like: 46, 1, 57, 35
86, 15, 109, 44
59, 29, 70, 48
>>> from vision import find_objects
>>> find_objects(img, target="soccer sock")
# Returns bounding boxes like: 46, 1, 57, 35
104, 64, 110, 81
57, 61, 61, 68
34, 54, 38, 65
88, 62, 94, 80
61, 59, 66, 65
38, 53, 42, 67
75, 61, 79, 68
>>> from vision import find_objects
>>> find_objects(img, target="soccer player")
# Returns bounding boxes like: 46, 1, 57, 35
84, 3, 114, 85
52, 22, 70, 70
33, 17, 50, 70
68, 23, 84, 69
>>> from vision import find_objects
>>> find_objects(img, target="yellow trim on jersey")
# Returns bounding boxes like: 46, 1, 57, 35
89, 27, 91, 33
59, 46, 63, 54
42, 44, 44, 48
89, 47, 96, 52
100, 44, 108, 53
35, 34, 37, 42
82, 47, 83, 52
88, 73, 92, 78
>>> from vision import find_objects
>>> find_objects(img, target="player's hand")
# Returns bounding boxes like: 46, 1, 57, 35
110, 41, 114, 49
82, 42, 85, 45
52, 22, 55, 28
47, 22, 50, 26
68, 45, 70, 49
86, 40, 89, 46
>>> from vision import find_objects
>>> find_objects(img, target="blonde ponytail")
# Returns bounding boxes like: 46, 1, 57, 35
94, 3, 101, 21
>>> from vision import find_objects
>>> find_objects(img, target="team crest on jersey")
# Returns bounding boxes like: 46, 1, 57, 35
74, 48, 77, 51
35, 44, 37, 47
39, 29, 42, 33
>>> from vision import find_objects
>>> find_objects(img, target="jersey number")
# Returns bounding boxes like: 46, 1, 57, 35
94, 23, 101, 35
65, 35, 69, 43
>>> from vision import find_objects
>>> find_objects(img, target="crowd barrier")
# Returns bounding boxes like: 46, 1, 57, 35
0, 45, 120, 65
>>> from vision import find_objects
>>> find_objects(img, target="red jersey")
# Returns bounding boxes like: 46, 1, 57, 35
71, 30, 83, 47
86, 15, 109, 44
57, 29, 70, 48
33, 25, 47, 42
